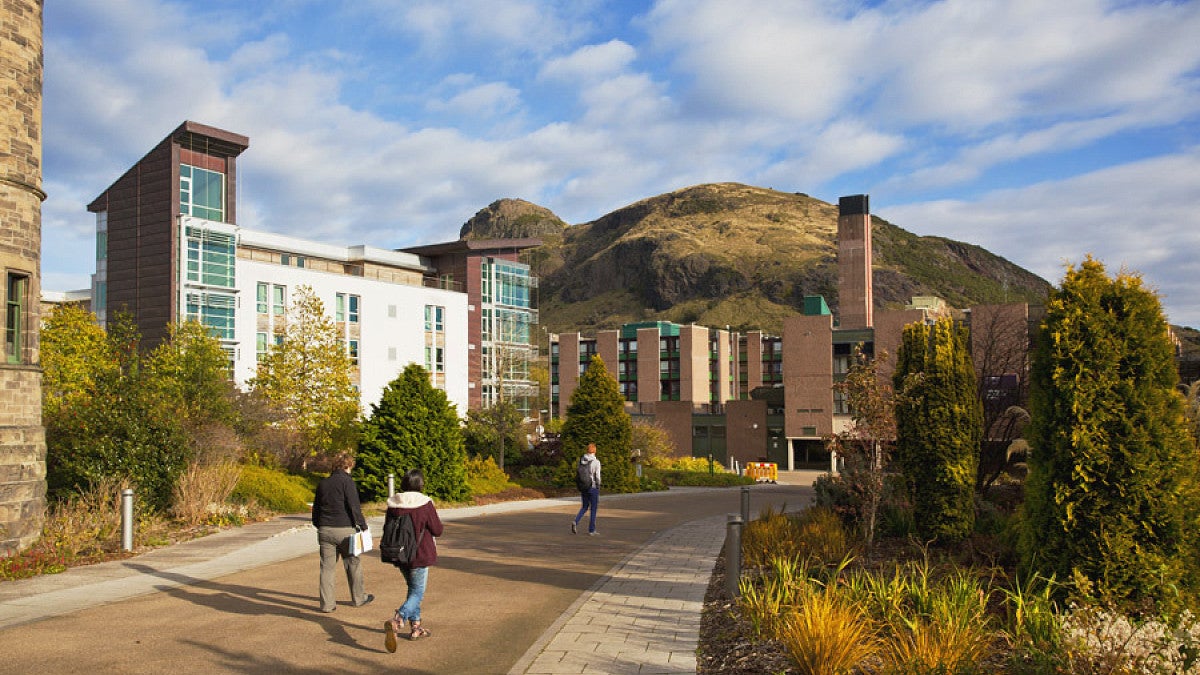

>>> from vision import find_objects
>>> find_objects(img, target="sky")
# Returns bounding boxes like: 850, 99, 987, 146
40, 0, 1200, 327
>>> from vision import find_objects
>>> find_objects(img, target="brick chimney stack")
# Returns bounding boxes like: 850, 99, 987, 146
837, 195, 873, 329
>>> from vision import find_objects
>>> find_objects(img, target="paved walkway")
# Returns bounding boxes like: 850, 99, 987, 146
0, 471, 820, 673
509, 515, 727, 674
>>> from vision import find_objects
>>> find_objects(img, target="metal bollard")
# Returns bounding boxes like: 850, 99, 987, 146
388, 473, 395, 496
725, 513, 743, 599
740, 485, 750, 523
121, 489, 134, 552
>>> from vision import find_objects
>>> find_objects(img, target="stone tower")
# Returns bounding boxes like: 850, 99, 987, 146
0, 0, 46, 554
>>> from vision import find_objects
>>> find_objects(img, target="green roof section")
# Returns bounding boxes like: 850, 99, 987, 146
803, 295, 831, 316
621, 321, 680, 338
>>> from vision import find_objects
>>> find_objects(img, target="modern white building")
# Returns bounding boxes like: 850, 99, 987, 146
86, 121, 472, 415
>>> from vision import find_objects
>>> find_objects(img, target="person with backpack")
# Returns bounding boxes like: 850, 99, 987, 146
571, 443, 602, 536
382, 469, 443, 652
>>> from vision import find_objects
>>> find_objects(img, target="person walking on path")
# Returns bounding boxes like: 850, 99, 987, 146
311, 452, 375, 613
572, 443, 602, 536
383, 469, 444, 652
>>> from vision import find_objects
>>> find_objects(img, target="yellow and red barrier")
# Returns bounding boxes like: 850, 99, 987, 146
745, 462, 777, 483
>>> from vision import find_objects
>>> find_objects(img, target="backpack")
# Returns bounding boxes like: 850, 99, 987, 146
575, 460, 592, 492
380, 511, 420, 565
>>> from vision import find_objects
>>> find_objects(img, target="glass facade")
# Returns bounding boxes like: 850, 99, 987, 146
185, 226, 235, 288
479, 258, 538, 412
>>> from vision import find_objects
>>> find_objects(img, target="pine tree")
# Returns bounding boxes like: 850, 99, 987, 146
356, 363, 469, 502
1022, 257, 1200, 611
893, 316, 982, 543
560, 355, 635, 492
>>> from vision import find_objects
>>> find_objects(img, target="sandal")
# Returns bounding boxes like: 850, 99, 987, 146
384, 614, 403, 653
410, 622, 431, 640
384, 619, 399, 653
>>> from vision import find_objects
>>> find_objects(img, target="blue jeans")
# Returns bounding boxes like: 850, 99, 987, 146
574, 487, 599, 533
397, 566, 429, 623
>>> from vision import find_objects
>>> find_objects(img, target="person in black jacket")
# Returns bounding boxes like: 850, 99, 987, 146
312, 452, 374, 612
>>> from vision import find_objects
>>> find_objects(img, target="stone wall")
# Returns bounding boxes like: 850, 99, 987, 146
0, 0, 46, 555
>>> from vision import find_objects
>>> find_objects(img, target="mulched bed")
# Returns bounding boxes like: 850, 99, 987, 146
698, 552, 796, 674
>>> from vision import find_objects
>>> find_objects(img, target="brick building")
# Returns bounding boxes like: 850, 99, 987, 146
552, 196, 1035, 471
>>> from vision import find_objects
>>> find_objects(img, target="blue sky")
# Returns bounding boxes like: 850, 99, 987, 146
41, 0, 1200, 327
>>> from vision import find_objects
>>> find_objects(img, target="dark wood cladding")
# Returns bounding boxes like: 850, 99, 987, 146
88, 121, 248, 348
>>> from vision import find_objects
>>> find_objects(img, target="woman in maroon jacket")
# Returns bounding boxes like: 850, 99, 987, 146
383, 469, 443, 651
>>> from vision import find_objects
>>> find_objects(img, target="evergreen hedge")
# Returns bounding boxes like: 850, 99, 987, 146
1022, 258, 1200, 611
893, 316, 982, 543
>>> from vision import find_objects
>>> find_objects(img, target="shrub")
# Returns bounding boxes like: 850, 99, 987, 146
464, 456, 518, 496
643, 467, 753, 487
172, 461, 243, 526
1023, 258, 1200, 612
231, 464, 316, 514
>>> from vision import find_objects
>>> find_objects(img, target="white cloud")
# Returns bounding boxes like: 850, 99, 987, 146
426, 80, 522, 118
879, 147, 1200, 327
540, 39, 637, 82
646, 0, 874, 123
37, 0, 1200, 329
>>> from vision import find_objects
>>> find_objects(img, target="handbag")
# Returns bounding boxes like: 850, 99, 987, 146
350, 527, 373, 556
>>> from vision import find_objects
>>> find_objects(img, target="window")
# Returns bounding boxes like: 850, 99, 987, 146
180, 164, 224, 221
256, 283, 268, 314
185, 292, 236, 340
185, 226, 235, 288
96, 231, 107, 261
348, 339, 359, 366
335, 293, 346, 322
256, 332, 268, 362
281, 254, 291, 266
5, 274, 28, 363
349, 295, 360, 323
272, 285, 286, 315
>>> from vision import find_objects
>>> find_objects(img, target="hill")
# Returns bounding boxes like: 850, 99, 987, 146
485, 184, 1051, 335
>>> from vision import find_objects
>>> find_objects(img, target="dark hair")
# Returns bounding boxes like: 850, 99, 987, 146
401, 469, 425, 493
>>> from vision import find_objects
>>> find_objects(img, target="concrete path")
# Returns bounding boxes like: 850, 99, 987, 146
0, 471, 819, 674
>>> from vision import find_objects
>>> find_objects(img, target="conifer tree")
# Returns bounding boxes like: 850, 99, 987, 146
560, 355, 635, 492
1022, 257, 1200, 610
893, 316, 982, 543
356, 363, 469, 502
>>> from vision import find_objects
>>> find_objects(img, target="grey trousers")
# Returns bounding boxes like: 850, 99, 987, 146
317, 525, 367, 611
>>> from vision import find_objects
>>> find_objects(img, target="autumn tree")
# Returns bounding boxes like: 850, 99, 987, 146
632, 419, 678, 468
40, 304, 117, 419
249, 285, 360, 465
828, 347, 896, 548
893, 316, 982, 544
1022, 258, 1200, 611
560, 355, 635, 492
42, 310, 190, 510
355, 364, 468, 502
